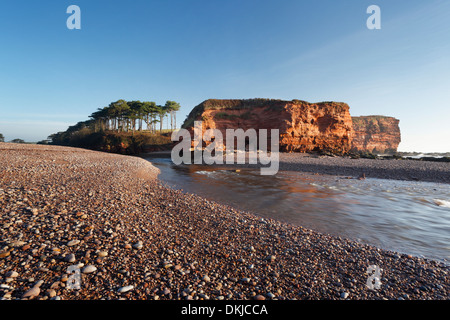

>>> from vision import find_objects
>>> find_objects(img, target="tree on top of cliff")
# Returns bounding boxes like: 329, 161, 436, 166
157, 105, 167, 133
85, 100, 181, 134
165, 101, 181, 131
141, 101, 159, 132
10, 138, 26, 144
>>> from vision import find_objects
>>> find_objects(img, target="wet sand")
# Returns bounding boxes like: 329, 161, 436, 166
0, 143, 448, 300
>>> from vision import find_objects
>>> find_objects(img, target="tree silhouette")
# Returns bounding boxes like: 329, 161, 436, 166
87, 100, 178, 133
157, 105, 167, 133
11, 138, 26, 144
165, 101, 181, 130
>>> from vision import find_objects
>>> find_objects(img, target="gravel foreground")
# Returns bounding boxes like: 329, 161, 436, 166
0, 143, 448, 300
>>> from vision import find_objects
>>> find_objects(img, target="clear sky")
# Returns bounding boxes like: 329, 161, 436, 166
0, 0, 449, 152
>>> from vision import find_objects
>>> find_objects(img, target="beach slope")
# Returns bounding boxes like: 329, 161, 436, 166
0, 143, 448, 300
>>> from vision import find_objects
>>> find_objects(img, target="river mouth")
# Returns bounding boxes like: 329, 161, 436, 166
144, 155, 450, 264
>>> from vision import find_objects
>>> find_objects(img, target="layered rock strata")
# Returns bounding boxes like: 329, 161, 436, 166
351, 116, 401, 153
182, 99, 354, 153
182, 100, 401, 154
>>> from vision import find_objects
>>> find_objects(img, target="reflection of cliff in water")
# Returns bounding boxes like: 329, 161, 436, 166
145, 155, 450, 264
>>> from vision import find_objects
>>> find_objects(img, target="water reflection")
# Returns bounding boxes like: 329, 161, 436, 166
144, 156, 450, 264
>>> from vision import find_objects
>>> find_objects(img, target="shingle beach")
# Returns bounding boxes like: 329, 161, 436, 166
0, 143, 448, 300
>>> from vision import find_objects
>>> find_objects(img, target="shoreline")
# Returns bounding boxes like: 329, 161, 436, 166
0, 143, 448, 300
141, 150, 450, 184
276, 153, 450, 184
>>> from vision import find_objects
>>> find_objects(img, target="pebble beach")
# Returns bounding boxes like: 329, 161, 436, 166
0, 143, 448, 300
277, 153, 450, 184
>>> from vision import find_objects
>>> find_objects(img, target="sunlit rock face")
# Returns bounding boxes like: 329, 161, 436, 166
182, 99, 400, 154
182, 99, 354, 153
351, 116, 401, 153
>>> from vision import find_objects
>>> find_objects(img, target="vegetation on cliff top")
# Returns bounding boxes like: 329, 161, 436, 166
352, 115, 399, 127
50, 130, 172, 154
0, 134, 29, 144
48, 99, 179, 154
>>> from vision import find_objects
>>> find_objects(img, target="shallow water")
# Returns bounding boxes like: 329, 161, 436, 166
145, 156, 450, 264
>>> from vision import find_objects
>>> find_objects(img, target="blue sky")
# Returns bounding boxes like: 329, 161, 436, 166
0, 0, 449, 152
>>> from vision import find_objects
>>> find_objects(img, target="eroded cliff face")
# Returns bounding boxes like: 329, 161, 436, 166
182, 99, 354, 153
351, 116, 401, 153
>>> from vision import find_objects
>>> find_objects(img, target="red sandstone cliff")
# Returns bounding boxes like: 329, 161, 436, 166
182, 99, 354, 153
351, 116, 401, 153
182, 100, 401, 154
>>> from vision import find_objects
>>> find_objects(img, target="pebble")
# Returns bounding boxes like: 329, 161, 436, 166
46, 289, 57, 298
198, 293, 209, 299
340, 292, 349, 299
10, 241, 26, 248
240, 277, 251, 283
22, 286, 40, 299
202, 275, 211, 283
6, 271, 19, 278
2, 292, 12, 299
133, 241, 143, 250
266, 292, 275, 299
64, 253, 76, 263
97, 251, 108, 257
22, 280, 44, 299
67, 240, 80, 247
0, 250, 11, 258
117, 285, 134, 293
82, 265, 97, 274
0, 284, 13, 290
